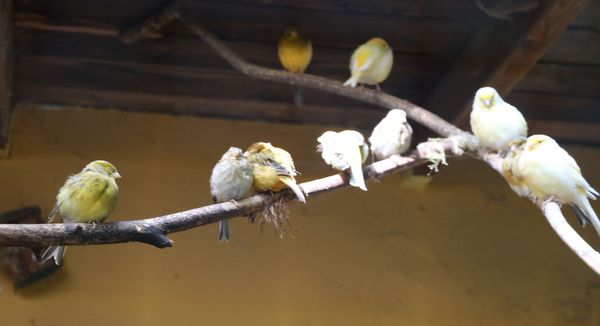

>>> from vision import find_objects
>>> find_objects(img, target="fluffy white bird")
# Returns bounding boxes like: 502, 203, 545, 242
369, 109, 413, 161
210, 147, 254, 242
343, 38, 393, 88
516, 135, 600, 236
470, 86, 527, 152
317, 130, 369, 191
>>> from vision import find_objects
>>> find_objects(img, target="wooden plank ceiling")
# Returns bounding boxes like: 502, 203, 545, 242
9, 0, 600, 144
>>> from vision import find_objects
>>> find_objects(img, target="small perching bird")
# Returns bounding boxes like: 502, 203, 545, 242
470, 86, 527, 152
369, 109, 413, 161
210, 147, 254, 242
343, 38, 393, 88
41, 160, 121, 265
244, 142, 306, 203
317, 130, 369, 191
516, 135, 600, 236
278, 26, 313, 106
501, 139, 531, 198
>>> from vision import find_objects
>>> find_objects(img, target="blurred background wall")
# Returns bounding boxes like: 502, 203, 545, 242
0, 105, 599, 325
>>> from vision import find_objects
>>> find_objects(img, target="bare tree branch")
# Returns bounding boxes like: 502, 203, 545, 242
0, 139, 461, 248
2, 0, 598, 276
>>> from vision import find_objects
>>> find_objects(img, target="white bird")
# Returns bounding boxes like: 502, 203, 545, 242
210, 147, 254, 242
369, 109, 413, 161
516, 135, 600, 236
317, 130, 369, 191
470, 86, 527, 152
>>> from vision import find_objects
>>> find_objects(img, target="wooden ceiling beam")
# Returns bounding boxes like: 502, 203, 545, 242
425, 0, 591, 129
0, 0, 13, 149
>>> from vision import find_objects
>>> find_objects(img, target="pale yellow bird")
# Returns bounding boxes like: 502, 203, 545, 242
317, 130, 369, 191
369, 109, 413, 161
41, 160, 121, 265
244, 142, 306, 203
470, 86, 527, 152
501, 139, 531, 198
517, 135, 600, 235
344, 38, 393, 88
210, 147, 254, 242
278, 26, 312, 106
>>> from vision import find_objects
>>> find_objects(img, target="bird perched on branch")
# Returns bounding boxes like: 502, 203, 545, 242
317, 130, 369, 191
470, 86, 527, 152
344, 37, 393, 89
278, 26, 312, 106
516, 135, 600, 236
244, 142, 306, 203
369, 109, 413, 161
501, 139, 531, 198
41, 160, 121, 265
210, 147, 254, 242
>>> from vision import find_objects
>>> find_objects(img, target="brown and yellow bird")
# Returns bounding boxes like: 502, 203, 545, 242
278, 26, 313, 106
244, 142, 306, 203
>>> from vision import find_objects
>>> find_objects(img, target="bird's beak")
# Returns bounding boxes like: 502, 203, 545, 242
483, 99, 492, 107
114, 172, 122, 179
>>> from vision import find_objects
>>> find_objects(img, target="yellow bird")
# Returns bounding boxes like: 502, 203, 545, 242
244, 142, 306, 203
470, 86, 527, 152
517, 135, 600, 236
210, 147, 254, 242
278, 26, 313, 106
41, 160, 121, 265
344, 37, 393, 88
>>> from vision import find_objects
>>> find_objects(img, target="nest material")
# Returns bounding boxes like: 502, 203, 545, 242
260, 196, 294, 238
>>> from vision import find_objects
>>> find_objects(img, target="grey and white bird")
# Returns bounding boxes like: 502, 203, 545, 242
317, 130, 369, 191
470, 86, 527, 152
369, 109, 413, 161
210, 147, 254, 242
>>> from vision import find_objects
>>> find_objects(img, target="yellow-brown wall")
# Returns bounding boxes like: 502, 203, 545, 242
1, 105, 599, 325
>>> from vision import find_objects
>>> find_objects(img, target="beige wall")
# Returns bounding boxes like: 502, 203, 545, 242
1, 105, 599, 325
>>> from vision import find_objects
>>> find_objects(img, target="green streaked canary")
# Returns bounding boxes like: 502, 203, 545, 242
41, 160, 120, 265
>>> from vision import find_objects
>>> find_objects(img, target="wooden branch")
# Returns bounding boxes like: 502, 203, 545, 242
0, 138, 459, 248
120, 0, 181, 44
0, 0, 13, 149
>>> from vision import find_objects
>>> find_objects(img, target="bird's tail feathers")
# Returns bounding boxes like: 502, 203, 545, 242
293, 87, 304, 107
219, 220, 230, 243
281, 178, 307, 203
569, 204, 590, 227
579, 199, 600, 238
343, 75, 359, 87
41, 245, 67, 265
349, 148, 367, 191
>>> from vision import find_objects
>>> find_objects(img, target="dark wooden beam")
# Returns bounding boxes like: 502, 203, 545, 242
425, 0, 591, 128
0, 0, 13, 149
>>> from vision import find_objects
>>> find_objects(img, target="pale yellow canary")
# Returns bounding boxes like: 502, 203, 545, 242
516, 135, 600, 235
470, 86, 527, 152
369, 109, 413, 161
41, 160, 121, 265
210, 147, 254, 242
278, 26, 313, 106
344, 37, 393, 88
317, 130, 369, 191
501, 139, 531, 198
244, 142, 306, 203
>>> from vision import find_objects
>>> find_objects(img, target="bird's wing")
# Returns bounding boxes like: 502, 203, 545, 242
353, 47, 376, 72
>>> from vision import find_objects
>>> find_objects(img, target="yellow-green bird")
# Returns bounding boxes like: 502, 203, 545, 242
41, 160, 121, 265
278, 26, 313, 106
344, 37, 393, 88
244, 142, 306, 203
